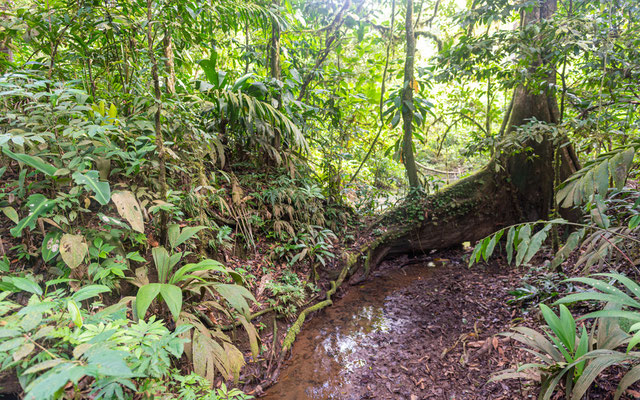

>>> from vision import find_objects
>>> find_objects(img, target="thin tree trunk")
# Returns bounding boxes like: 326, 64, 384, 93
146, 0, 168, 244
0, 1, 12, 71
297, 0, 351, 101
162, 25, 176, 95
401, 0, 420, 188
269, 0, 282, 157
269, 2, 281, 82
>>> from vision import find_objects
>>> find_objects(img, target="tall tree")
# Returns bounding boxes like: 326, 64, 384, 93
401, 0, 420, 188
367, 0, 580, 264
269, 0, 281, 83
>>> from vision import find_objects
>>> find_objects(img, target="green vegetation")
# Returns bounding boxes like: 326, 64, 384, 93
1, 0, 640, 398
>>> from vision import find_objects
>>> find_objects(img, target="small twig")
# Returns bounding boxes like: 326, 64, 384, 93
24, 334, 60, 360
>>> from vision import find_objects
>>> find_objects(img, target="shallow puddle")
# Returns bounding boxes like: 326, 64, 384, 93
263, 263, 437, 400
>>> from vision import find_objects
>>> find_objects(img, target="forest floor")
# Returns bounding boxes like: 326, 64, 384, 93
258, 249, 639, 400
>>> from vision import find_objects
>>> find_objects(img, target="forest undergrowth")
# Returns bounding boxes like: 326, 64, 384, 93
2, 0, 640, 399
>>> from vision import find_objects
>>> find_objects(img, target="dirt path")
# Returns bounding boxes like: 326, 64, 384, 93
262, 252, 533, 400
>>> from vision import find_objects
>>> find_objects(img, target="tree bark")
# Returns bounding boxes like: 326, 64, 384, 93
269, 1, 281, 83
0, 1, 13, 71
162, 25, 176, 95
367, 0, 579, 265
401, 0, 420, 188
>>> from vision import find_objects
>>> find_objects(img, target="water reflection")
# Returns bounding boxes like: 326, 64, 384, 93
263, 265, 432, 400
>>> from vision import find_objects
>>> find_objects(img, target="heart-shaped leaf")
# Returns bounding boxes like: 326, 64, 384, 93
60, 234, 88, 269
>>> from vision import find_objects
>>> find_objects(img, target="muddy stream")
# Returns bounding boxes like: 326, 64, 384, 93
261, 254, 526, 400
264, 259, 466, 400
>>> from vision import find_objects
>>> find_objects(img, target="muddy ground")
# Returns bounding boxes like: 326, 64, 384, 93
261, 251, 639, 400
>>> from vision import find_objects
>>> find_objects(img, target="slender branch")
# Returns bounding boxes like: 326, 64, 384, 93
346, 0, 396, 186
297, 0, 351, 101
146, 0, 168, 244
600, 234, 640, 275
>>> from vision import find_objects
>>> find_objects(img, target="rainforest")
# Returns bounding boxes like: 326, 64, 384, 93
1, 0, 640, 399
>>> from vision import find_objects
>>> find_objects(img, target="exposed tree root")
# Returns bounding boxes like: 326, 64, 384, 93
275, 162, 522, 361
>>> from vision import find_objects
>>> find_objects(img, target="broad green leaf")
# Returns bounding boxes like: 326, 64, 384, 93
468, 242, 481, 267
595, 273, 640, 301
24, 363, 86, 400
170, 259, 226, 284
71, 285, 111, 301
152, 247, 171, 283
627, 331, 640, 353
571, 351, 631, 400
483, 230, 503, 261
111, 191, 144, 233
136, 283, 161, 320
84, 347, 132, 377
560, 276, 640, 308
9, 277, 42, 295
581, 309, 640, 322
506, 227, 515, 264
67, 300, 83, 328
1, 147, 57, 176
0, 328, 20, 338
556, 292, 638, 308
515, 224, 531, 266
524, 224, 551, 264
72, 170, 111, 205
167, 224, 180, 250
557, 181, 577, 208
170, 226, 207, 249
10, 194, 56, 237
540, 304, 573, 354
213, 283, 256, 316
108, 103, 117, 119
594, 160, 609, 196
0, 337, 25, 351
551, 229, 584, 269
60, 234, 88, 269
629, 215, 640, 229
159, 284, 183, 321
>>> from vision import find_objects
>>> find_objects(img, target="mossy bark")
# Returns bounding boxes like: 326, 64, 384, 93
401, 0, 420, 188
366, 0, 580, 264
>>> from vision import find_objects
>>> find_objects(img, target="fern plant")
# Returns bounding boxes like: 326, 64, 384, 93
493, 303, 635, 400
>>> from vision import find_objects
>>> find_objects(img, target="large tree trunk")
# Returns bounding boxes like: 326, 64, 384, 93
367, 0, 579, 266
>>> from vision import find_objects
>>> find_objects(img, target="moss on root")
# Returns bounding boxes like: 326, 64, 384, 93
280, 236, 378, 353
